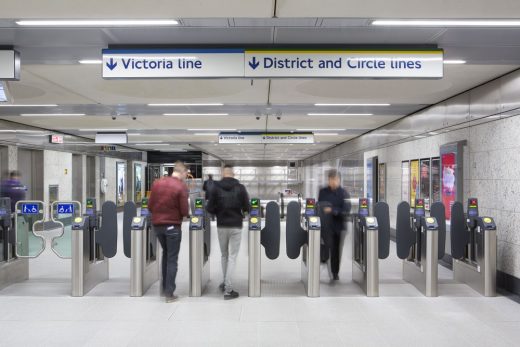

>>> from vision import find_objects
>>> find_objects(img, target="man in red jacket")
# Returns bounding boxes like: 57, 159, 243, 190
148, 161, 189, 302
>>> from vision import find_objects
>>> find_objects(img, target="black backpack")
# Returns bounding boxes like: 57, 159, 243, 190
216, 184, 242, 210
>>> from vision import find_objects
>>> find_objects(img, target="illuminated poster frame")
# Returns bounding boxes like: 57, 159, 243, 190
431, 157, 441, 204
410, 159, 420, 208
116, 162, 126, 207
401, 161, 410, 203
378, 163, 386, 202
440, 141, 465, 220
134, 163, 142, 203
420, 158, 431, 210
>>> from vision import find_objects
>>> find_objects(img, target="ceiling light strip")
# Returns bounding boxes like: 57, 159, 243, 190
16, 19, 179, 26
372, 19, 520, 27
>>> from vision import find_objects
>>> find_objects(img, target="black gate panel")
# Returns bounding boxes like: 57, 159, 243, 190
318, 201, 333, 262
123, 201, 137, 258
430, 202, 446, 259
204, 208, 211, 258
396, 201, 415, 259
97, 201, 118, 258
450, 201, 469, 259
286, 201, 307, 259
261, 201, 281, 260
374, 202, 391, 259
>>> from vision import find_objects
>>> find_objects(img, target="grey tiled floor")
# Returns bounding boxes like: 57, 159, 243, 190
0, 214, 519, 346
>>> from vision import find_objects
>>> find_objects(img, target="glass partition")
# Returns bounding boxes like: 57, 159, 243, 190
50, 201, 82, 258
15, 201, 45, 258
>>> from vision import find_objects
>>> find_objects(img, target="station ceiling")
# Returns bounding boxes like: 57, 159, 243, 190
0, 2, 519, 160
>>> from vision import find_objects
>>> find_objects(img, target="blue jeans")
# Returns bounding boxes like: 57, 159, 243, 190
154, 225, 182, 296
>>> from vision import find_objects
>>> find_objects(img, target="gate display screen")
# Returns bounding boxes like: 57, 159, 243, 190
414, 198, 425, 217
358, 198, 369, 217
193, 198, 204, 216
468, 198, 479, 217
305, 198, 316, 216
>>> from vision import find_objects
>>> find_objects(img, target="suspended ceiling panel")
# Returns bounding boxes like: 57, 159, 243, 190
268, 64, 518, 105
0, 0, 275, 18
276, 0, 520, 18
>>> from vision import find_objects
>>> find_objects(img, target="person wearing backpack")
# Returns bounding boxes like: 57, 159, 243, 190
206, 165, 249, 300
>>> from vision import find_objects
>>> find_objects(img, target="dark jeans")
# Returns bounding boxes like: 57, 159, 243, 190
154, 225, 182, 296
324, 230, 341, 275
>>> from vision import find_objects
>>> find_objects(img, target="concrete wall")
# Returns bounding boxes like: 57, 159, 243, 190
43, 150, 72, 206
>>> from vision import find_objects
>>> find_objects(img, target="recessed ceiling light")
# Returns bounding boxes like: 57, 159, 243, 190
297, 128, 347, 131
428, 132, 439, 135
163, 113, 229, 116
487, 115, 501, 119
314, 103, 390, 106
16, 19, 179, 26
414, 135, 427, 138
79, 59, 102, 64
79, 128, 128, 132
372, 19, 520, 27
148, 103, 223, 106
187, 128, 236, 131
193, 133, 219, 136
0, 104, 58, 107
20, 113, 85, 117
307, 113, 373, 116
444, 60, 466, 64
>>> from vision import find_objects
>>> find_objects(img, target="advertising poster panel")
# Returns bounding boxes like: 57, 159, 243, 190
410, 160, 420, 208
401, 161, 410, 203
378, 163, 386, 202
420, 159, 431, 210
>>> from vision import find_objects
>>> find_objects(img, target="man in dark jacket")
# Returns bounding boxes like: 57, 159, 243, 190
148, 161, 189, 302
206, 165, 249, 300
318, 169, 351, 280
202, 174, 214, 199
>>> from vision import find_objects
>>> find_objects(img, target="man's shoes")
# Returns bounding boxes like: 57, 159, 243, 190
219, 283, 225, 292
332, 274, 339, 281
224, 290, 239, 300
165, 294, 178, 303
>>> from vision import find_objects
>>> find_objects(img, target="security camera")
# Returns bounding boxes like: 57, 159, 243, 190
276, 116, 281, 120
256, 116, 261, 120
132, 116, 137, 120
111, 116, 116, 120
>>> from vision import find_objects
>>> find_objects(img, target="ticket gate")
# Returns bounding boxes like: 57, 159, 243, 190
72, 199, 116, 296
396, 199, 445, 297
189, 198, 211, 297
124, 198, 160, 297
286, 198, 320, 297
351, 198, 390, 297
451, 198, 496, 296
248, 198, 281, 297
0, 198, 29, 290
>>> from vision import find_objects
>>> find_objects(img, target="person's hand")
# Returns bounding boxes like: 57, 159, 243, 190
323, 207, 332, 214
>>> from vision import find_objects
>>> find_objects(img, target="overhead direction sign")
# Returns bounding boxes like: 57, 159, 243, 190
0, 50, 20, 81
219, 132, 314, 144
102, 48, 443, 79
102, 48, 244, 78
244, 49, 444, 78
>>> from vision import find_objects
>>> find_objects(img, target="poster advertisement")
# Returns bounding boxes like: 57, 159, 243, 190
431, 157, 441, 204
366, 159, 373, 200
116, 162, 126, 207
401, 161, 410, 203
378, 163, 386, 202
420, 159, 431, 210
134, 163, 142, 203
441, 152, 457, 220
410, 160, 420, 208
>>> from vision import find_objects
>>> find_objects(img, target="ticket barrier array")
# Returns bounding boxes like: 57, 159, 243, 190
396, 199, 446, 297
188, 198, 211, 297
123, 198, 160, 297
286, 198, 321, 297
451, 198, 496, 296
350, 198, 390, 297
248, 198, 281, 297
0, 197, 29, 290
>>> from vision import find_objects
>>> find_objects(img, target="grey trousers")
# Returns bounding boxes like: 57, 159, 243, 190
217, 227, 242, 293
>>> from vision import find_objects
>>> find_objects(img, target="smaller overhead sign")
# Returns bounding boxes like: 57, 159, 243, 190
49, 134, 64, 144
0, 50, 20, 81
219, 132, 314, 144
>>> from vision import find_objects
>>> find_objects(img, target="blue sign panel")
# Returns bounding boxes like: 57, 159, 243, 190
22, 203, 39, 214
57, 203, 74, 214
